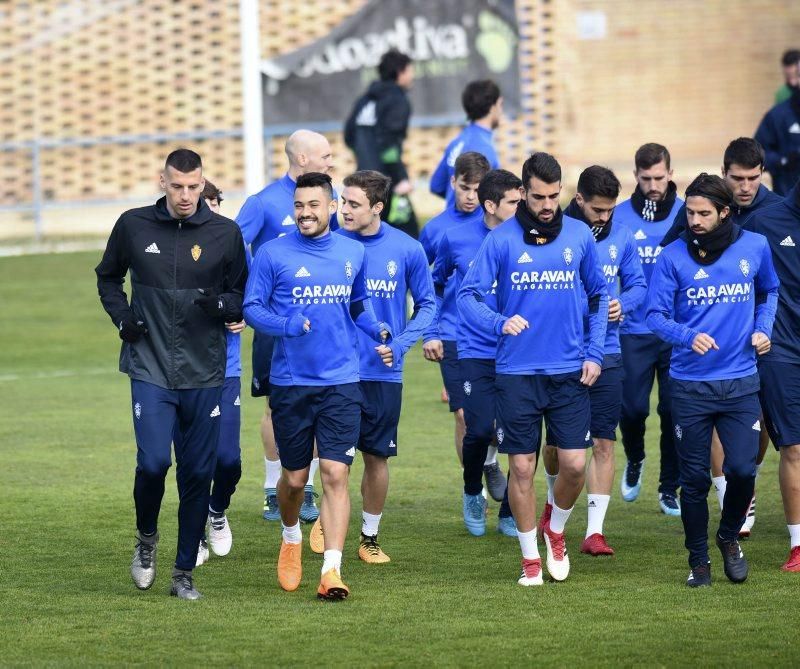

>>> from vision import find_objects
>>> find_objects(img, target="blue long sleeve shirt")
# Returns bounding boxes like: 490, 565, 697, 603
744, 185, 800, 364
457, 215, 609, 374
337, 223, 435, 382
429, 123, 500, 206
419, 204, 485, 342
432, 216, 498, 359
614, 195, 684, 334
645, 230, 779, 381
243, 229, 380, 386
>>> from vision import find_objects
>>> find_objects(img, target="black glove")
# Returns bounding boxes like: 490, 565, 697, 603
194, 288, 226, 318
119, 319, 147, 343
784, 150, 800, 169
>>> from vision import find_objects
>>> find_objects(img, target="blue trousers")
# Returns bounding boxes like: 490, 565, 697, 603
131, 380, 222, 571
209, 377, 242, 513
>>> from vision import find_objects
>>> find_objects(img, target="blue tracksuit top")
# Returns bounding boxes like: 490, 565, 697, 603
432, 216, 498, 359
755, 99, 800, 196
337, 223, 435, 382
243, 229, 380, 386
235, 173, 339, 261
614, 195, 684, 334
645, 230, 779, 381
744, 185, 800, 363
429, 123, 500, 206
419, 204, 485, 342
458, 214, 609, 374
590, 223, 647, 359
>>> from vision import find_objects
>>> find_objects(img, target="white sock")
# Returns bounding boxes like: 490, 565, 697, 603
362, 511, 382, 537
586, 494, 610, 538
306, 458, 319, 488
755, 462, 763, 479
789, 524, 800, 548
517, 527, 540, 560
712, 475, 727, 510
545, 472, 558, 506
549, 502, 573, 534
484, 445, 498, 466
265, 458, 281, 490
322, 549, 343, 575
281, 521, 301, 544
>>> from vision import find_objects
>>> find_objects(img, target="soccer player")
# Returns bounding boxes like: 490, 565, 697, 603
419, 152, 499, 492
541, 166, 646, 556
755, 84, 800, 196
430, 79, 502, 206
458, 152, 609, 585
614, 143, 684, 514
744, 178, 800, 571
337, 170, 435, 562
236, 129, 335, 525
646, 173, 778, 586
243, 172, 389, 600
432, 169, 521, 537
96, 149, 248, 599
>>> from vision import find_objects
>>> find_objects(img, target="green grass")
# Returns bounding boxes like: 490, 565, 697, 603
0, 251, 797, 667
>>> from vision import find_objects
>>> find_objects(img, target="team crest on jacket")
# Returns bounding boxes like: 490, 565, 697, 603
134, 402, 142, 419
563, 247, 573, 265
609, 244, 618, 262
739, 259, 750, 277
463, 380, 472, 396
345, 260, 353, 279
191, 244, 202, 261
496, 427, 504, 444
387, 260, 398, 278
675, 424, 682, 440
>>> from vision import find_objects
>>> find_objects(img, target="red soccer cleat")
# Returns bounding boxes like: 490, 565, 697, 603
517, 558, 543, 586
781, 546, 800, 572
581, 533, 615, 556
537, 502, 553, 540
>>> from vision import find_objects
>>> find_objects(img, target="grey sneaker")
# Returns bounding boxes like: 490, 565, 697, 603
170, 568, 202, 600
483, 462, 507, 502
131, 531, 158, 590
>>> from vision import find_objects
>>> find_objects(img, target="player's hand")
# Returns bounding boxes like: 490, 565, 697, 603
375, 344, 394, 367
752, 332, 771, 355
608, 299, 622, 322
580, 360, 601, 386
502, 315, 529, 336
119, 318, 147, 343
394, 179, 413, 196
423, 339, 444, 361
194, 288, 226, 318
225, 320, 246, 334
378, 322, 392, 343
692, 333, 719, 355
286, 313, 311, 336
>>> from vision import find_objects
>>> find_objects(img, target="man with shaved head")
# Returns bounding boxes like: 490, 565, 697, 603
236, 129, 338, 525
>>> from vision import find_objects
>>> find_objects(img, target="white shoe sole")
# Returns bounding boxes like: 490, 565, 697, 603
517, 575, 544, 586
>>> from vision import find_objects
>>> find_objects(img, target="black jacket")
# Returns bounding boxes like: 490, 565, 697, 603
344, 80, 410, 185
96, 197, 248, 390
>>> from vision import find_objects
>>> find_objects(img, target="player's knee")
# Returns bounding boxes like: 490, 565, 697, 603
137, 457, 171, 480
679, 469, 711, 500
592, 440, 614, 462
454, 409, 466, 429
509, 457, 535, 481
781, 443, 800, 465
218, 456, 242, 478
558, 456, 585, 482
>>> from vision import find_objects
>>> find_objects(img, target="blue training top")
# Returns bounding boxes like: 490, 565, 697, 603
429, 123, 500, 206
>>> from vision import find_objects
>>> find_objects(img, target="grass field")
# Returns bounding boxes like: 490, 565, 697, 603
0, 250, 797, 667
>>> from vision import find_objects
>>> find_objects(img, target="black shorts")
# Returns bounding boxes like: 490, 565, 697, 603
359, 381, 402, 458
250, 330, 274, 397
440, 339, 464, 412
269, 383, 362, 470
758, 359, 800, 448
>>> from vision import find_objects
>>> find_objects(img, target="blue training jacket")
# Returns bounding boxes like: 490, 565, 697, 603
429, 124, 500, 206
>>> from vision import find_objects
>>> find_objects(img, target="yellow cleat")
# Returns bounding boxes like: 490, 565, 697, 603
277, 539, 302, 592
317, 568, 350, 600
309, 518, 324, 554
358, 533, 391, 564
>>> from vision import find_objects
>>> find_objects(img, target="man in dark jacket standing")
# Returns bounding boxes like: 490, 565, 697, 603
755, 85, 800, 196
344, 49, 417, 237
96, 149, 248, 600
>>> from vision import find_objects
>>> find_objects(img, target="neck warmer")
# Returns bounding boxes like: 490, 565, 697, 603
564, 197, 613, 242
631, 181, 678, 222
514, 201, 563, 245
685, 217, 738, 265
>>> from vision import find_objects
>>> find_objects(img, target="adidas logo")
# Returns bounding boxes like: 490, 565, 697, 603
234, 395, 241, 407
694, 268, 709, 280
585, 431, 591, 441
752, 420, 761, 431
389, 440, 396, 450
634, 229, 647, 241
790, 122, 800, 134
145, 242, 160, 254
588, 500, 597, 508
210, 405, 220, 418
780, 236, 796, 247
345, 446, 356, 457
517, 251, 533, 264
295, 266, 311, 278
281, 215, 294, 227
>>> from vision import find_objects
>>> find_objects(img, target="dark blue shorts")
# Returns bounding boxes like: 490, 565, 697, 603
758, 359, 800, 449
359, 381, 402, 458
440, 339, 464, 412
250, 330, 274, 397
269, 383, 362, 470
496, 372, 592, 454
460, 358, 496, 442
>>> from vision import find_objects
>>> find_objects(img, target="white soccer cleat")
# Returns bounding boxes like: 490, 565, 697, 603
543, 522, 570, 581
196, 538, 210, 567
208, 513, 233, 556
517, 558, 544, 586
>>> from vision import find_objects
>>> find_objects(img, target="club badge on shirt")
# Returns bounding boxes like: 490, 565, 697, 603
345, 260, 353, 279
191, 244, 202, 262
387, 260, 397, 278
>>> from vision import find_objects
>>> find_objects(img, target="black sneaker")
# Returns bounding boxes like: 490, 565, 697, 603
170, 568, 202, 600
483, 462, 507, 502
716, 534, 749, 583
686, 562, 712, 588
